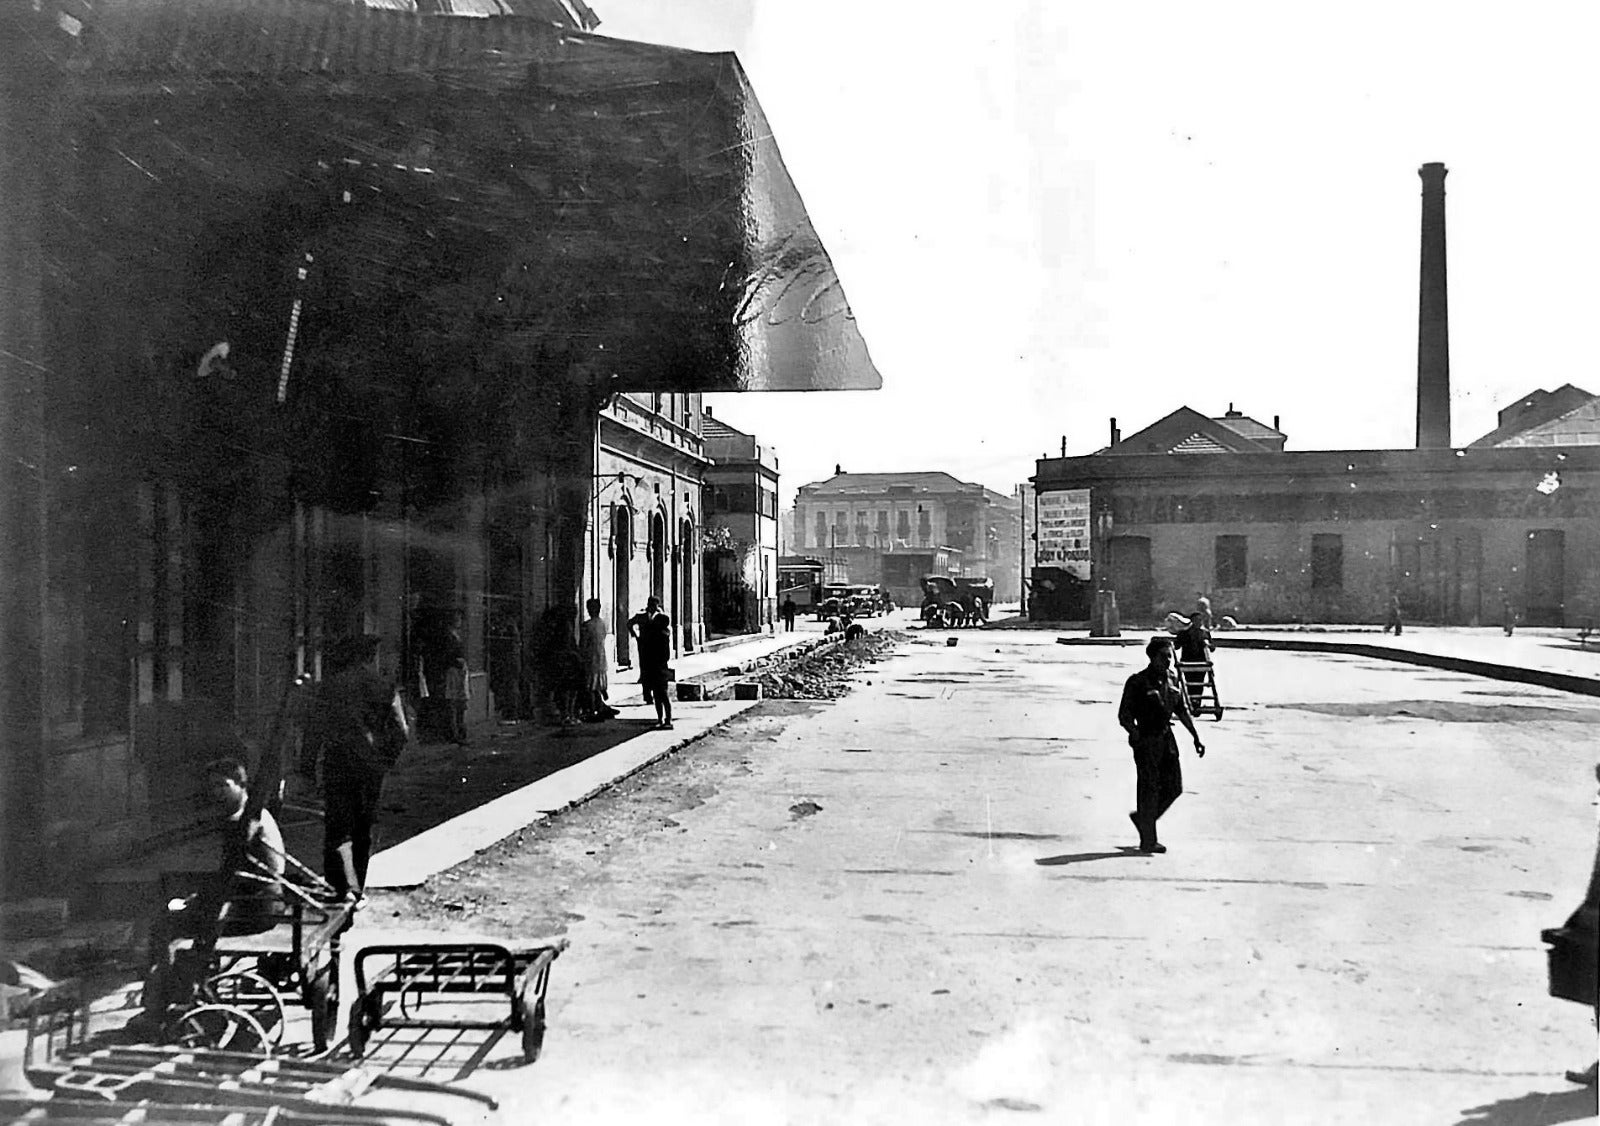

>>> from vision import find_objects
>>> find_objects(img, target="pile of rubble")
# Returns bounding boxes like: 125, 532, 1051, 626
750, 631, 903, 699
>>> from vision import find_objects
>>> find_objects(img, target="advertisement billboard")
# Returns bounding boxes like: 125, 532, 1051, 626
1036, 489, 1091, 580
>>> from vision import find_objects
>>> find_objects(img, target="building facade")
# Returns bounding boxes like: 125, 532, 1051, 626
701, 408, 780, 635
0, 2, 880, 893
1033, 401, 1600, 627
791, 471, 1021, 600
584, 393, 707, 680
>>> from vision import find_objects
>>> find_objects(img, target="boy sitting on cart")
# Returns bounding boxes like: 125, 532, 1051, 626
125, 756, 286, 1038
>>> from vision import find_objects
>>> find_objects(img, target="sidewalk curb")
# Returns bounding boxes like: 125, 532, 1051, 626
1052, 635, 1600, 697
365, 700, 759, 889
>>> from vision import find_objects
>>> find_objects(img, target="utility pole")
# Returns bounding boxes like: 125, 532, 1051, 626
1018, 486, 1027, 617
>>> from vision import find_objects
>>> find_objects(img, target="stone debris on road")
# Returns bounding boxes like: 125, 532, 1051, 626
748, 630, 904, 699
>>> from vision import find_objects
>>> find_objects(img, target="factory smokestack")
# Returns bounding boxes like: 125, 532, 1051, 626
1416, 162, 1451, 449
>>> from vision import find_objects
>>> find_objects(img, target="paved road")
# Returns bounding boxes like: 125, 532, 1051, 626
370, 632, 1600, 1125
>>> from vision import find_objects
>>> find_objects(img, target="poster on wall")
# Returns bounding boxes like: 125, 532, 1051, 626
1036, 489, 1091, 580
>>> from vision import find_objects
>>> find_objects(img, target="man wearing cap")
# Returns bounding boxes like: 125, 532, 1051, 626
1118, 635, 1205, 853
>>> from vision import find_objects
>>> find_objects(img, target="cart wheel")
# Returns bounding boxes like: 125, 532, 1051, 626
199, 970, 287, 1048
173, 1003, 273, 1056
518, 996, 546, 1063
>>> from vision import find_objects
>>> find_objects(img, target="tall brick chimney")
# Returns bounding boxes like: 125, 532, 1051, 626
1416, 162, 1451, 448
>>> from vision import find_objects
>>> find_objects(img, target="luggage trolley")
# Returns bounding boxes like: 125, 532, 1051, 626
349, 938, 570, 1065
153, 852, 355, 1056
1177, 661, 1223, 720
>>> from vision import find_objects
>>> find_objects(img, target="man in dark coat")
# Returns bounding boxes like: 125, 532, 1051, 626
308, 634, 408, 903
1118, 636, 1205, 853
628, 596, 674, 730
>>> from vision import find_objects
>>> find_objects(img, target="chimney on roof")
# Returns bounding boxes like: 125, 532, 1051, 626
1416, 162, 1452, 448
1109, 418, 1120, 447
1273, 414, 1280, 431
834, 464, 842, 476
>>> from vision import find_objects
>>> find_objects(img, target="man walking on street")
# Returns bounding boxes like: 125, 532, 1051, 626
629, 596, 674, 730
1118, 635, 1205, 854
308, 634, 409, 904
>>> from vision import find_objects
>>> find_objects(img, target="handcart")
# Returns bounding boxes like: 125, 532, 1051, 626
1177, 660, 1223, 720
25, 988, 496, 1126
23, 1046, 494, 1125
348, 939, 570, 1065
154, 853, 354, 1055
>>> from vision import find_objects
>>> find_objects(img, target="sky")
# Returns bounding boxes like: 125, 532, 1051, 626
593, 1, 1600, 508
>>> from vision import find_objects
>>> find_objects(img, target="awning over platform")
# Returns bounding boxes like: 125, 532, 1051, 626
11, 0, 880, 394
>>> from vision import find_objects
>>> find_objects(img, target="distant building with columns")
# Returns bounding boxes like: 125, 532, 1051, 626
792, 470, 1021, 601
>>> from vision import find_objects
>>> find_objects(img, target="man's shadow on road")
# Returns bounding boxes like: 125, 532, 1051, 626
1454, 1085, 1596, 1126
1035, 848, 1145, 867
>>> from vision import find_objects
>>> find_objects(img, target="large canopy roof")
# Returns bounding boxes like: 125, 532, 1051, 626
10, 0, 881, 394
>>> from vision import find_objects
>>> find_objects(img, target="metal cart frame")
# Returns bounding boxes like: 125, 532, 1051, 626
1177, 660, 1223, 720
348, 939, 569, 1064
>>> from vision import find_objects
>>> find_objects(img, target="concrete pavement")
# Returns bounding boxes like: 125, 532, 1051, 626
370, 632, 1599, 1125
1047, 624, 1600, 696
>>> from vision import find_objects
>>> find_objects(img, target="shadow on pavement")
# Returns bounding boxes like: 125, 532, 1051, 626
276, 717, 658, 867
1454, 1085, 1598, 1126
1035, 849, 1145, 866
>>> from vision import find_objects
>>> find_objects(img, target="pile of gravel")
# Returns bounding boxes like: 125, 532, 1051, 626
751, 631, 903, 699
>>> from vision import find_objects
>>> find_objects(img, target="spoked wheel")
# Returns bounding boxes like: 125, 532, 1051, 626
172, 1003, 274, 1056
198, 970, 288, 1049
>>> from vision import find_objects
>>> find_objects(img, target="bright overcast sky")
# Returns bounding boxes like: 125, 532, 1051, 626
594, 1, 1600, 506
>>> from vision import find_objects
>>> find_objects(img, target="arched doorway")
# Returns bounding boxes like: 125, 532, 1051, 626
650, 511, 666, 603
612, 505, 631, 666
679, 517, 695, 652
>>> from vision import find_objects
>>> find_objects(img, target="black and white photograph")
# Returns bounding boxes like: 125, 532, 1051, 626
1, 1, 1597, 1122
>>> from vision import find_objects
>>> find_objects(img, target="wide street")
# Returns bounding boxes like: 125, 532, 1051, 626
371, 630, 1600, 1126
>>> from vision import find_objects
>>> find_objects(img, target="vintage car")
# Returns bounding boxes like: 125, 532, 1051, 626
847, 585, 882, 617
919, 575, 993, 627
815, 583, 852, 620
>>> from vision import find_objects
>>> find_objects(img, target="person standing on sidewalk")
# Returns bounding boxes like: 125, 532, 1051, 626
781, 596, 797, 632
1383, 592, 1404, 636
308, 634, 409, 904
629, 596, 674, 730
441, 628, 471, 744
580, 598, 617, 721
1118, 636, 1205, 854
